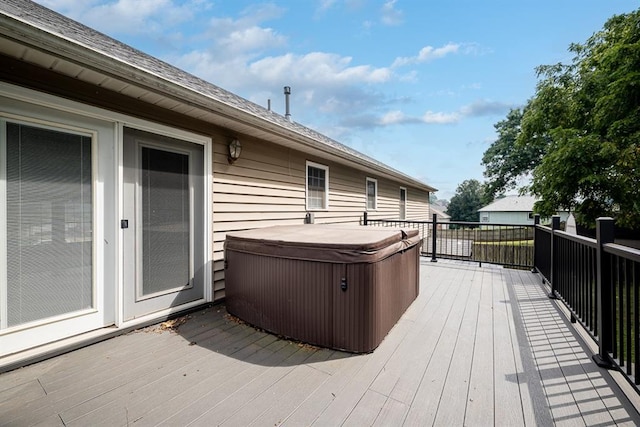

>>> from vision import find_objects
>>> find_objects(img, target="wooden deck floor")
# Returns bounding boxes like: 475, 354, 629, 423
2, 260, 640, 426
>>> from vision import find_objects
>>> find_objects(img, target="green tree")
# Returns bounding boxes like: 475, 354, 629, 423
482, 9, 640, 228
446, 179, 486, 223
482, 108, 543, 200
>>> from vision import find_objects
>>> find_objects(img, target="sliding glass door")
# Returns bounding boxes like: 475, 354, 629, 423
1, 122, 94, 330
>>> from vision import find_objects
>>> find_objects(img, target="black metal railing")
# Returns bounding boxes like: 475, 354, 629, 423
365, 211, 640, 393
532, 216, 640, 391
534, 223, 552, 280
364, 213, 535, 269
550, 230, 598, 336
606, 242, 640, 384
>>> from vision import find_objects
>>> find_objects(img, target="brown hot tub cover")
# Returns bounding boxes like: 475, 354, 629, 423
224, 225, 421, 353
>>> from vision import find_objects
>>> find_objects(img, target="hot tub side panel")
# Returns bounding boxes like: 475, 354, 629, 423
371, 244, 420, 342
332, 244, 420, 353
225, 249, 335, 347
331, 262, 375, 353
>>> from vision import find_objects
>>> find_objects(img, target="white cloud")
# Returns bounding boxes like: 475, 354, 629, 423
381, 0, 403, 26
86, 0, 183, 33
35, 0, 506, 145
398, 70, 418, 83
37, 0, 205, 36
380, 110, 407, 125
215, 24, 287, 58
180, 50, 391, 91
37, 0, 99, 11
420, 99, 515, 124
392, 42, 461, 67
417, 43, 459, 61
204, 4, 287, 58
420, 100, 513, 125
342, 98, 514, 129
422, 111, 461, 124
173, 48, 392, 121
460, 99, 515, 116
463, 82, 482, 90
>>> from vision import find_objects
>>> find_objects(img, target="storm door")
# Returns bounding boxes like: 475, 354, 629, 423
122, 127, 204, 320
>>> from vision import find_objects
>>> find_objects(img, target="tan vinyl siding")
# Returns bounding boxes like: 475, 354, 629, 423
211, 135, 430, 300
363, 182, 430, 222
406, 188, 431, 221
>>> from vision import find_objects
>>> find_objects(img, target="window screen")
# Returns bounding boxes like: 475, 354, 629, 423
5, 122, 93, 327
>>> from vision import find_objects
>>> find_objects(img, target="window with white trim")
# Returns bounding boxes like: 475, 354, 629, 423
366, 178, 377, 210
399, 187, 407, 220
3, 120, 94, 327
306, 161, 329, 210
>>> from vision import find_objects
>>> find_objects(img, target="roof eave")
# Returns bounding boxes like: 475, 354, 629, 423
0, 10, 436, 193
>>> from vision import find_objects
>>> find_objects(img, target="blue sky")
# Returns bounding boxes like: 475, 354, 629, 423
36, 0, 639, 200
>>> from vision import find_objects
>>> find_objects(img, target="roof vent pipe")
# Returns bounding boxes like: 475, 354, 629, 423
284, 86, 291, 121
267, 99, 271, 111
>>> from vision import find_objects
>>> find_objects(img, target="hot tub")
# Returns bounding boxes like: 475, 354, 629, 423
224, 225, 421, 353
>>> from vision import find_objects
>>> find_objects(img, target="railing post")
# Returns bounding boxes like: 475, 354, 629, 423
431, 213, 437, 263
363, 211, 368, 226
531, 214, 540, 273
548, 215, 561, 299
593, 217, 616, 369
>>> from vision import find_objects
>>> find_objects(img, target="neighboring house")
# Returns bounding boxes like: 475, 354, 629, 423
477, 195, 570, 226
430, 202, 451, 229
0, 0, 435, 364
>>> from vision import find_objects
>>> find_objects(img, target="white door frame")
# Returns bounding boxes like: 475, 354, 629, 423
0, 88, 116, 356
0, 82, 213, 357
116, 121, 212, 328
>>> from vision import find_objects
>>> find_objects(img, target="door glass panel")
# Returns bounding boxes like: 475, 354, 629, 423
5, 123, 92, 327
140, 146, 190, 296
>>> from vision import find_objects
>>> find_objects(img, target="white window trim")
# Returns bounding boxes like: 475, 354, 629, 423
399, 187, 407, 220
306, 161, 329, 211
366, 177, 378, 211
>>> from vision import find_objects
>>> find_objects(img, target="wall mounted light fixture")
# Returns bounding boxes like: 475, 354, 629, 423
228, 138, 242, 164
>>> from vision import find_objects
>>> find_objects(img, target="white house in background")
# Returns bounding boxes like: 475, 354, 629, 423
478, 195, 570, 226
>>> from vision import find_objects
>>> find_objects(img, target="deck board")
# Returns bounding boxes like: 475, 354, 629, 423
493, 265, 528, 426
432, 268, 481, 426
1, 259, 640, 426
505, 268, 555, 427
403, 266, 476, 426
464, 269, 495, 425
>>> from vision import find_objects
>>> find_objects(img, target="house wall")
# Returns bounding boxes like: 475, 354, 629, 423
480, 210, 571, 227
0, 57, 430, 303
482, 211, 534, 225
211, 135, 430, 300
